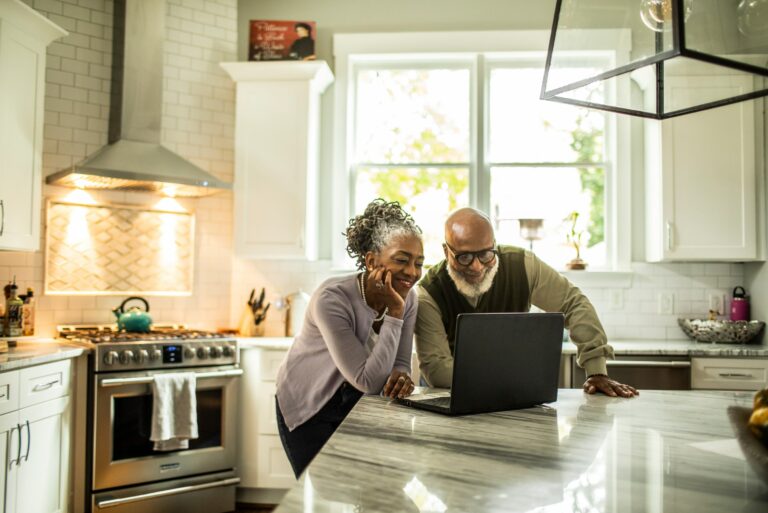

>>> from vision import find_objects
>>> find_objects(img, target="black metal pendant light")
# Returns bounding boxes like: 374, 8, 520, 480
541, 0, 768, 119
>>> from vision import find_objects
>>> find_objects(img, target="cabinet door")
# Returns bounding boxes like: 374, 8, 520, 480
0, 18, 45, 251
0, 411, 20, 513
645, 76, 757, 261
15, 396, 70, 513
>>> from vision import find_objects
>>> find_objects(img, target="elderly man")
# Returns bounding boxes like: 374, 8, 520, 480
415, 207, 638, 397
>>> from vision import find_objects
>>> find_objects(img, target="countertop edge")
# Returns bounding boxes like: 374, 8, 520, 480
0, 341, 90, 373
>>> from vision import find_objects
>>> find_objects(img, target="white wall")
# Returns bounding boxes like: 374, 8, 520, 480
0, 0, 237, 337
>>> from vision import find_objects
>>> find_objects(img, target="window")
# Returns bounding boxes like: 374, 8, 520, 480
333, 32, 631, 271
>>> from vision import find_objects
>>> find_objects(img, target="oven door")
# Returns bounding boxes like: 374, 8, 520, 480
93, 365, 242, 490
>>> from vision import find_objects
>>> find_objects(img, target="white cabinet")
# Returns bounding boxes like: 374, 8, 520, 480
645, 76, 758, 261
0, 359, 72, 513
691, 357, 768, 390
0, 0, 66, 251
221, 62, 333, 260
238, 345, 294, 500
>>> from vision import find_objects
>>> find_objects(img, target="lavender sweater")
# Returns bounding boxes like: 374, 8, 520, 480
276, 273, 417, 431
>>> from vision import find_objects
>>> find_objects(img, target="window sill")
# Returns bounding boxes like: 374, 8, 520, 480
559, 269, 633, 288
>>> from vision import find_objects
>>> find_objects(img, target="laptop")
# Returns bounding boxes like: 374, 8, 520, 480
397, 312, 564, 415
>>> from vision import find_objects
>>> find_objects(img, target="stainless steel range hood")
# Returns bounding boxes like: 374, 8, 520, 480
46, 0, 231, 198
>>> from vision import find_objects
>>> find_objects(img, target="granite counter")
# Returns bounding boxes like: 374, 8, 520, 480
565, 340, 768, 357
275, 389, 767, 513
0, 340, 89, 372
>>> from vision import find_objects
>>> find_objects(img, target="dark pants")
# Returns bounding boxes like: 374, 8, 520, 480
275, 382, 363, 478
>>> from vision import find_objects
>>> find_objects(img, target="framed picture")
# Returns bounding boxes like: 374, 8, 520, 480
248, 20, 317, 61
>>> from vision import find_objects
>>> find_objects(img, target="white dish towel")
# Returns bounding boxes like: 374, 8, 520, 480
150, 373, 199, 451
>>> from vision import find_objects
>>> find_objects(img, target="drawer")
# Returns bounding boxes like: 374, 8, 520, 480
0, 371, 19, 415
259, 350, 287, 382
691, 357, 768, 390
19, 359, 71, 408
255, 434, 294, 489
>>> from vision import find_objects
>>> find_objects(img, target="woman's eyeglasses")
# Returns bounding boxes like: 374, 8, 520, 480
444, 243, 498, 267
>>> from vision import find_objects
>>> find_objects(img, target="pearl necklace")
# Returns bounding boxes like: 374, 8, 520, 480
358, 271, 388, 322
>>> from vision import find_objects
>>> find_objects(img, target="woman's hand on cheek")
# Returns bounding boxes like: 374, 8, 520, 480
366, 268, 404, 319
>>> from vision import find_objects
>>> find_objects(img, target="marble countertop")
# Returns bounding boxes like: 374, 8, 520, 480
562, 340, 768, 357
0, 340, 89, 372
275, 389, 767, 513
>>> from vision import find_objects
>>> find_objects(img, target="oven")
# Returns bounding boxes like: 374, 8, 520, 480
59, 326, 242, 513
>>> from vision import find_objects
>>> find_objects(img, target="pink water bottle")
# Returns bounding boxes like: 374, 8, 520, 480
730, 286, 750, 321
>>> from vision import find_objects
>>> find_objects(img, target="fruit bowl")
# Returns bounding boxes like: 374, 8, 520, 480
727, 406, 768, 486
677, 318, 764, 344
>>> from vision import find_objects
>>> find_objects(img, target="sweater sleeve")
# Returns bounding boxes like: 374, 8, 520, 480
313, 287, 403, 394
525, 250, 614, 376
414, 286, 454, 388
392, 291, 417, 374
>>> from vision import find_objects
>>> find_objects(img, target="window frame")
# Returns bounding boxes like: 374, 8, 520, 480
332, 31, 632, 275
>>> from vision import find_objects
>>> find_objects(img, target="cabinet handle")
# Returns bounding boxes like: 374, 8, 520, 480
718, 372, 754, 378
666, 221, 674, 251
0, 393, 6, 399
22, 420, 30, 463
7, 425, 17, 469
11, 423, 22, 468
0, 199, 4, 236
33, 379, 60, 392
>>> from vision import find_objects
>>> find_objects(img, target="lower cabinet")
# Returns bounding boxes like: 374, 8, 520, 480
0, 359, 72, 513
238, 345, 294, 502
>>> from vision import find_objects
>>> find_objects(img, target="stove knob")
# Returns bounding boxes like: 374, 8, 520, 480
119, 350, 135, 365
103, 351, 119, 366
210, 346, 222, 358
136, 349, 149, 364
222, 345, 234, 357
184, 347, 196, 359
150, 349, 162, 361
196, 347, 210, 359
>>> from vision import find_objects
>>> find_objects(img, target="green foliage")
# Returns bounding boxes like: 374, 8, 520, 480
569, 116, 604, 248
366, 167, 466, 213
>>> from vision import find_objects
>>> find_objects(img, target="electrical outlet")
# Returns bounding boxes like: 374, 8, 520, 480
658, 292, 674, 315
608, 289, 624, 310
708, 293, 723, 314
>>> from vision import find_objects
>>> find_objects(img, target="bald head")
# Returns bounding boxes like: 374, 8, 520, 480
445, 208, 495, 250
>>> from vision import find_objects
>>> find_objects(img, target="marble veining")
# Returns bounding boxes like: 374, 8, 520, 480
561, 340, 768, 357
0, 341, 88, 372
275, 389, 768, 513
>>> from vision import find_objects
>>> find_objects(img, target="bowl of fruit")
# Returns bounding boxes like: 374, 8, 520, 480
727, 388, 768, 485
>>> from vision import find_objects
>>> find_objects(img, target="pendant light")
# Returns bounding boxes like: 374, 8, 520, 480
541, 0, 768, 119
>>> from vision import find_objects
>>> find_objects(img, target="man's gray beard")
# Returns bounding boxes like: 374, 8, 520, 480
447, 258, 499, 299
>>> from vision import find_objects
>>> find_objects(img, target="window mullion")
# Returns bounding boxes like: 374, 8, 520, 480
474, 54, 490, 213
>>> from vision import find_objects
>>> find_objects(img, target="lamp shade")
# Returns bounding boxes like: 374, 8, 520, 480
541, 0, 768, 119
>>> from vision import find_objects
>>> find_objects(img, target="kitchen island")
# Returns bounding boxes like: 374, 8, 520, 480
275, 389, 768, 512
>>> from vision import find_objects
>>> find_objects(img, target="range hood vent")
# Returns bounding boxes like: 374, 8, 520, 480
46, 0, 231, 197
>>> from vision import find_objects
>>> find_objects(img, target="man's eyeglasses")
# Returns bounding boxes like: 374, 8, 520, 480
444, 243, 498, 267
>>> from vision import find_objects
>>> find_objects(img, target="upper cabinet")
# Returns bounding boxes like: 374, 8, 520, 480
221, 61, 334, 260
0, 0, 66, 252
645, 76, 760, 262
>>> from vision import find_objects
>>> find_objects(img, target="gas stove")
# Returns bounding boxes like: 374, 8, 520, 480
57, 324, 238, 372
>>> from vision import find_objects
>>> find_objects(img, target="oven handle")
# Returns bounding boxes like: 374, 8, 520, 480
99, 368, 243, 388
95, 477, 241, 509
606, 360, 691, 368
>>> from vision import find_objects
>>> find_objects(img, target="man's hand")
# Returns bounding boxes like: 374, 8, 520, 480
382, 370, 415, 399
583, 375, 638, 397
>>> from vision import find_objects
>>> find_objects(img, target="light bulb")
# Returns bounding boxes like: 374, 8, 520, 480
737, 0, 768, 38
640, 0, 693, 33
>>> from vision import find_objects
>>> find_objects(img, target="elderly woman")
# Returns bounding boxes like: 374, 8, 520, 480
275, 199, 424, 477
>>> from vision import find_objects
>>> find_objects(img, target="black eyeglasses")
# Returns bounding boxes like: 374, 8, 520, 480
444, 243, 498, 267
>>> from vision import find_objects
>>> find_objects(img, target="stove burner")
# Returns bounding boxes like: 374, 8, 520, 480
58, 325, 223, 343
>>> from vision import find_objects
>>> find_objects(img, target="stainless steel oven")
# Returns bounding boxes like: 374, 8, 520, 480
59, 326, 242, 513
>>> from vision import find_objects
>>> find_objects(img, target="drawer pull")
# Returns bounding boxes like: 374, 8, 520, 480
32, 379, 60, 392
0, 393, 6, 399
718, 372, 754, 378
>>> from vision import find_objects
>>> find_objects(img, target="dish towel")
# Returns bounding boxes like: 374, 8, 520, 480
150, 373, 198, 451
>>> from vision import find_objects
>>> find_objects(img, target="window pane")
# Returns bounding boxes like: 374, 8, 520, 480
489, 68, 605, 163
355, 69, 470, 164
354, 166, 469, 265
490, 166, 606, 269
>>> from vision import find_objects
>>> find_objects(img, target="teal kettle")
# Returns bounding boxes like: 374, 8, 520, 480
113, 297, 153, 333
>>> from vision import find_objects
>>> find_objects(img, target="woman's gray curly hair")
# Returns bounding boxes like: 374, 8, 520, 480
344, 199, 422, 270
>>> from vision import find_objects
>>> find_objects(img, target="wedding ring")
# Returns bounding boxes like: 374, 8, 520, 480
375, 282, 384, 289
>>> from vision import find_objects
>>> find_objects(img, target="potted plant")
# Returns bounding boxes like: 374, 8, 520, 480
564, 211, 588, 270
